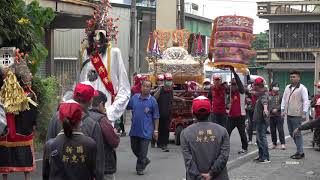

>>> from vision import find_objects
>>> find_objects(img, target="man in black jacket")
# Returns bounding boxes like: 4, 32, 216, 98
46, 82, 105, 180
181, 96, 230, 180
90, 91, 120, 180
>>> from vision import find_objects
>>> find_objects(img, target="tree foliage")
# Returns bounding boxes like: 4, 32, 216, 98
252, 31, 269, 50
0, 0, 55, 74
32, 76, 60, 142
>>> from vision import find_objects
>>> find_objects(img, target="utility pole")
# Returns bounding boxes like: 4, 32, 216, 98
180, 0, 185, 29
314, 52, 320, 94
129, 0, 137, 84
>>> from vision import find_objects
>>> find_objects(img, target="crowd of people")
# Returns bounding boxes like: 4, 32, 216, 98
2, 56, 318, 180
39, 67, 320, 180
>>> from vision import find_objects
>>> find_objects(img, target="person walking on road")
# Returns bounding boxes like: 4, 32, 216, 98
281, 70, 309, 159
127, 80, 160, 175
294, 98, 320, 138
154, 73, 185, 152
89, 91, 120, 180
252, 78, 270, 163
207, 74, 228, 128
269, 82, 286, 150
43, 101, 97, 180
151, 74, 164, 148
181, 96, 230, 180
46, 82, 105, 180
309, 82, 320, 150
227, 67, 248, 154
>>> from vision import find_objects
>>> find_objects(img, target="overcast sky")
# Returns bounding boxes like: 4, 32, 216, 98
186, 0, 301, 33
109, 0, 300, 34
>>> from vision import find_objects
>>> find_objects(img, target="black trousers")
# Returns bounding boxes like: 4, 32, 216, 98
118, 115, 125, 133
246, 110, 255, 142
130, 136, 150, 171
270, 115, 285, 145
313, 129, 320, 148
228, 116, 248, 150
158, 116, 171, 147
211, 113, 227, 128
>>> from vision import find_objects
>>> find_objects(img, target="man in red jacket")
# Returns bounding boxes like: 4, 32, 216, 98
227, 67, 248, 154
208, 74, 228, 128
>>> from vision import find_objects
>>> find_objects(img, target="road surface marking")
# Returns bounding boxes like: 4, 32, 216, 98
227, 135, 291, 165
35, 158, 43, 162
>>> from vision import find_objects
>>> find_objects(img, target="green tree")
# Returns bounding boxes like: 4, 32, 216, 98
0, 0, 55, 74
252, 31, 269, 50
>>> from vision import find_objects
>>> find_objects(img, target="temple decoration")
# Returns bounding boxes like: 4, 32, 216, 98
85, 0, 119, 43
0, 70, 29, 113
209, 16, 256, 70
146, 29, 204, 85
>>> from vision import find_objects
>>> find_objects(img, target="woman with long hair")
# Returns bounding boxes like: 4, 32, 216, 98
43, 101, 97, 180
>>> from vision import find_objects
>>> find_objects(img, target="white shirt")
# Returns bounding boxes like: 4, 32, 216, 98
281, 83, 309, 114
80, 47, 131, 121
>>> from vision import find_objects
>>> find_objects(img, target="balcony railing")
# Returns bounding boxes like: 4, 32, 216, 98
257, 1, 320, 16
137, 0, 156, 8
256, 48, 320, 62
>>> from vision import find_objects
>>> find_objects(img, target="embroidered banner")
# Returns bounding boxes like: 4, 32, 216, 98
90, 52, 115, 102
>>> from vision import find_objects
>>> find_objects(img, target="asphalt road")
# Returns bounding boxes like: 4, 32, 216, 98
7, 119, 320, 180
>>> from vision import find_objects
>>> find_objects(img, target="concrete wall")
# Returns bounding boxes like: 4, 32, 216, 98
40, 5, 131, 80
110, 6, 131, 73
139, 11, 156, 73
156, 0, 177, 30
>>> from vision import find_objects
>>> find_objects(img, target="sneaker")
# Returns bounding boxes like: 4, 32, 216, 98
161, 146, 170, 152
291, 153, 305, 159
248, 141, 254, 145
120, 132, 126, 137
281, 144, 286, 150
136, 171, 144, 175
238, 149, 248, 154
290, 152, 299, 159
258, 159, 271, 163
290, 152, 299, 158
253, 156, 261, 161
270, 144, 277, 149
144, 158, 151, 168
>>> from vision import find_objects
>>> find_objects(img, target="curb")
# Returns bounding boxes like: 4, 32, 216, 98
227, 131, 311, 171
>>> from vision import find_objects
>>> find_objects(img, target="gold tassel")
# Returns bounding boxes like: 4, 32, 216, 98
0, 70, 30, 113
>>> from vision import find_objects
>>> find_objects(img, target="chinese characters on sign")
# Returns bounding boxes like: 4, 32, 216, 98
196, 129, 216, 143
62, 145, 86, 163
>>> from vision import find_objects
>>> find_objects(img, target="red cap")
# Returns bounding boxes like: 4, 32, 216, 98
213, 74, 222, 80
73, 81, 98, 101
164, 73, 173, 80
59, 100, 83, 124
254, 77, 264, 85
192, 96, 211, 115
157, 74, 164, 81
134, 74, 147, 83
134, 74, 141, 82
187, 81, 198, 91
